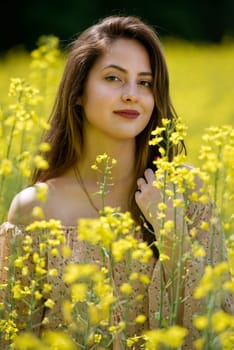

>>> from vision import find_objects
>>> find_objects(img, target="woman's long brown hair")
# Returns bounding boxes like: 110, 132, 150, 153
32, 16, 186, 257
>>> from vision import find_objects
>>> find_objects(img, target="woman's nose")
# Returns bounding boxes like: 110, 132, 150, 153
121, 84, 138, 103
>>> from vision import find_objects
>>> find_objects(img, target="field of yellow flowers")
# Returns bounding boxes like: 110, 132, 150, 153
0, 36, 233, 349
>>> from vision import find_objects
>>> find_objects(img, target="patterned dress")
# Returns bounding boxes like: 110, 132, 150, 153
0, 200, 233, 349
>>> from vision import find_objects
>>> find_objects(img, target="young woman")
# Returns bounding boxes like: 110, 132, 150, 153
1, 15, 232, 349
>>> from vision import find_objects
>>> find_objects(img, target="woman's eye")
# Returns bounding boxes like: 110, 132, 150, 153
139, 80, 152, 88
105, 75, 120, 82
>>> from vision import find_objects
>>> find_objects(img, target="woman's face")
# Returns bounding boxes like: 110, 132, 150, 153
79, 38, 155, 141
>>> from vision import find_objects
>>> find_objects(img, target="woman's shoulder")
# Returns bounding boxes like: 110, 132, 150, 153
7, 183, 48, 226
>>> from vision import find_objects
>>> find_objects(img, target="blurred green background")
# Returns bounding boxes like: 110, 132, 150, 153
1, 0, 234, 52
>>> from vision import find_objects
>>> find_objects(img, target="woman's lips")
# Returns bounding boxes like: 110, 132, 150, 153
114, 109, 140, 119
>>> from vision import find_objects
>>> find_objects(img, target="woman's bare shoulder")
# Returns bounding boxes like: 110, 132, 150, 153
7, 183, 48, 226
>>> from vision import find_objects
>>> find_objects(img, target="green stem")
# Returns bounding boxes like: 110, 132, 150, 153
203, 293, 216, 350
100, 159, 111, 213
170, 184, 177, 324
158, 170, 167, 327
0, 121, 16, 217
122, 253, 131, 350
209, 145, 221, 266
170, 253, 176, 320
174, 205, 186, 325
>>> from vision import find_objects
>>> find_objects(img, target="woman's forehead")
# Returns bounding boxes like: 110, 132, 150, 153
93, 38, 152, 72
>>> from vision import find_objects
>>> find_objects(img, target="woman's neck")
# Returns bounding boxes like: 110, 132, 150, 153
78, 137, 136, 185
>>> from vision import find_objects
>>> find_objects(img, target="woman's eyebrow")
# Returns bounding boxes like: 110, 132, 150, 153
102, 64, 152, 76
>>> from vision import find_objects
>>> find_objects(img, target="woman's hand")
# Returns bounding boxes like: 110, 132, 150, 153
135, 167, 187, 245
135, 168, 161, 228
136, 168, 188, 307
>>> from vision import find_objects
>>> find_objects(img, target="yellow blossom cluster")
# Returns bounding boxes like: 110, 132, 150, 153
144, 325, 188, 349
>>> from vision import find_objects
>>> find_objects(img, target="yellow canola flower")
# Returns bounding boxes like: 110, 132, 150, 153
78, 217, 115, 246
91, 164, 98, 170
129, 272, 139, 281
194, 262, 229, 299
188, 227, 197, 238
22, 266, 29, 276
63, 263, 98, 284
127, 335, 146, 348
145, 325, 188, 349
223, 279, 234, 294
35, 183, 48, 202
71, 283, 87, 302
62, 245, 72, 258
26, 218, 62, 231
0, 158, 13, 175
193, 315, 208, 330
139, 274, 151, 285
135, 314, 146, 324
42, 330, 77, 350
87, 332, 103, 346
132, 246, 153, 263
164, 220, 174, 232
191, 241, 206, 258
219, 330, 234, 350
14, 333, 42, 349
189, 192, 199, 201
50, 248, 58, 256
62, 300, 73, 324
35, 265, 47, 276
43, 283, 52, 294
94, 333, 102, 343
120, 283, 132, 295
162, 325, 188, 347
8, 78, 39, 100
173, 198, 184, 207
33, 252, 40, 263
108, 325, 117, 333
48, 268, 58, 277
158, 202, 167, 211
211, 310, 234, 333
169, 131, 185, 145
79, 208, 135, 247
198, 194, 209, 204
112, 236, 136, 261
151, 126, 166, 135
14, 256, 24, 268
44, 298, 55, 309
194, 338, 205, 350
159, 253, 170, 262
34, 291, 42, 300
99, 292, 116, 307
18, 157, 31, 177
93, 277, 113, 299
199, 221, 209, 231
11, 282, 23, 300
23, 235, 33, 246
41, 317, 49, 325
149, 135, 164, 146
96, 153, 108, 163
161, 118, 171, 127
39, 142, 51, 152
32, 206, 44, 219
88, 301, 109, 325
33, 155, 49, 170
